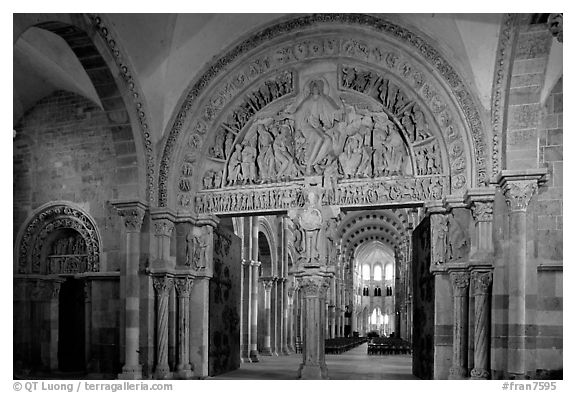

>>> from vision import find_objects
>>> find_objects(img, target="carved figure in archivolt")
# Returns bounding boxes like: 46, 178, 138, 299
186, 231, 208, 270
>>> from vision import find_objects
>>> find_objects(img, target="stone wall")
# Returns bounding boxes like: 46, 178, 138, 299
491, 20, 562, 379
13, 90, 128, 271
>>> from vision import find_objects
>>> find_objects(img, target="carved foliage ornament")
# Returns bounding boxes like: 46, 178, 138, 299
118, 207, 146, 232
472, 271, 492, 296
503, 181, 538, 212
18, 204, 101, 274
153, 219, 175, 237
153, 275, 174, 298
471, 201, 493, 222
298, 276, 331, 298
162, 14, 488, 207
174, 277, 194, 297
450, 272, 470, 297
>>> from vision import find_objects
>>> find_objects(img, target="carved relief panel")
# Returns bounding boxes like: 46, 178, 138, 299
17, 203, 101, 275
169, 27, 483, 211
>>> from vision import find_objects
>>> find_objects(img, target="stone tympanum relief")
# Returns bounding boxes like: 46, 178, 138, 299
165, 21, 488, 209
185, 66, 453, 215
17, 203, 101, 274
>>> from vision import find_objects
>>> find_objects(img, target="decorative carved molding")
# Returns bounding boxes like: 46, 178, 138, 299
160, 14, 489, 207
471, 271, 493, 296
17, 203, 101, 274
193, 176, 446, 215
548, 14, 563, 43
491, 14, 517, 179
450, 272, 470, 297
88, 15, 156, 204
502, 180, 538, 212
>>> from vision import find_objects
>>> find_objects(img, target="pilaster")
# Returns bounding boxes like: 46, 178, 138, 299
111, 199, 147, 380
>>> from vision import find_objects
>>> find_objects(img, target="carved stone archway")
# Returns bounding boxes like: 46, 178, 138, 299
15, 202, 102, 275
159, 14, 490, 213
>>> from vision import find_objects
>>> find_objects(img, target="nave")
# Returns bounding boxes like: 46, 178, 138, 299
210, 343, 417, 380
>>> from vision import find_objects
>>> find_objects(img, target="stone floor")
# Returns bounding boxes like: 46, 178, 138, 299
210, 343, 418, 380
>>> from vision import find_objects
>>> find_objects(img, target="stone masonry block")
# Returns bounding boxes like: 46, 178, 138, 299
508, 104, 540, 130
515, 31, 552, 60
509, 86, 541, 105
543, 146, 562, 162
546, 129, 562, 146
512, 58, 547, 76
510, 73, 543, 88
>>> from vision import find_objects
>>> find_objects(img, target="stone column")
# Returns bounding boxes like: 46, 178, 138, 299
259, 277, 274, 355
498, 170, 546, 377
240, 258, 252, 362
153, 275, 173, 379
281, 277, 291, 355
286, 284, 295, 352
449, 271, 470, 379
249, 260, 261, 361
296, 271, 332, 379
174, 276, 194, 379
186, 215, 218, 378
112, 200, 147, 380
150, 210, 176, 270
470, 271, 493, 379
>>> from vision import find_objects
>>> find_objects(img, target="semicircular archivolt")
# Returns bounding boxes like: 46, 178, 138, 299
161, 15, 488, 209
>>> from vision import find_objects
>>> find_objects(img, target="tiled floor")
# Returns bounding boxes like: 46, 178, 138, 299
210, 343, 419, 380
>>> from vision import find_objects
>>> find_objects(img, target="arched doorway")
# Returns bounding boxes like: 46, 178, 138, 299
58, 278, 86, 372
158, 14, 489, 380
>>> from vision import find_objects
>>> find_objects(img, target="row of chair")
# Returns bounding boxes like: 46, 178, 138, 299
367, 338, 411, 355
325, 337, 368, 354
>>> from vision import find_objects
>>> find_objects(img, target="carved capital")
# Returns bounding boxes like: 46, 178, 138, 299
118, 207, 146, 232
152, 219, 174, 237
450, 272, 470, 297
174, 276, 194, 297
152, 275, 174, 297
260, 277, 275, 291
470, 201, 493, 222
471, 271, 492, 296
297, 275, 331, 298
49, 281, 62, 300
502, 180, 538, 212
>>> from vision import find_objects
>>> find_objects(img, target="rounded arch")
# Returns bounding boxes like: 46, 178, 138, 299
257, 216, 278, 276
14, 14, 155, 203
14, 201, 103, 275
160, 13, 490, 211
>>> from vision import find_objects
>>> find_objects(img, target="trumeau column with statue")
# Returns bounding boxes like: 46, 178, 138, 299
288, 179, 340, 379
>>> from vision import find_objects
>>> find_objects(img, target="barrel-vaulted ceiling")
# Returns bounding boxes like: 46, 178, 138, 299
339, 209, 409, 262
14, 13, 505, 141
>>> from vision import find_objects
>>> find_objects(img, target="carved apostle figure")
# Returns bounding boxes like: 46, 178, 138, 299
241, 143, 257, 184
227, 144, 243, 185
186, 231, 208, 269
298, 189, 323, 265
256, 124, 276, 182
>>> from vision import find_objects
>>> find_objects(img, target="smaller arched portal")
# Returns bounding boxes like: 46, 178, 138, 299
13, 202, 103, 375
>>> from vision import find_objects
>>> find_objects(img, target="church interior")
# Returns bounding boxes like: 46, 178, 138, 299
13, 13, 563, 380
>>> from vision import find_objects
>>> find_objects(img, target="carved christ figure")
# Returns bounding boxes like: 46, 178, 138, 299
281, 79, 342, 175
